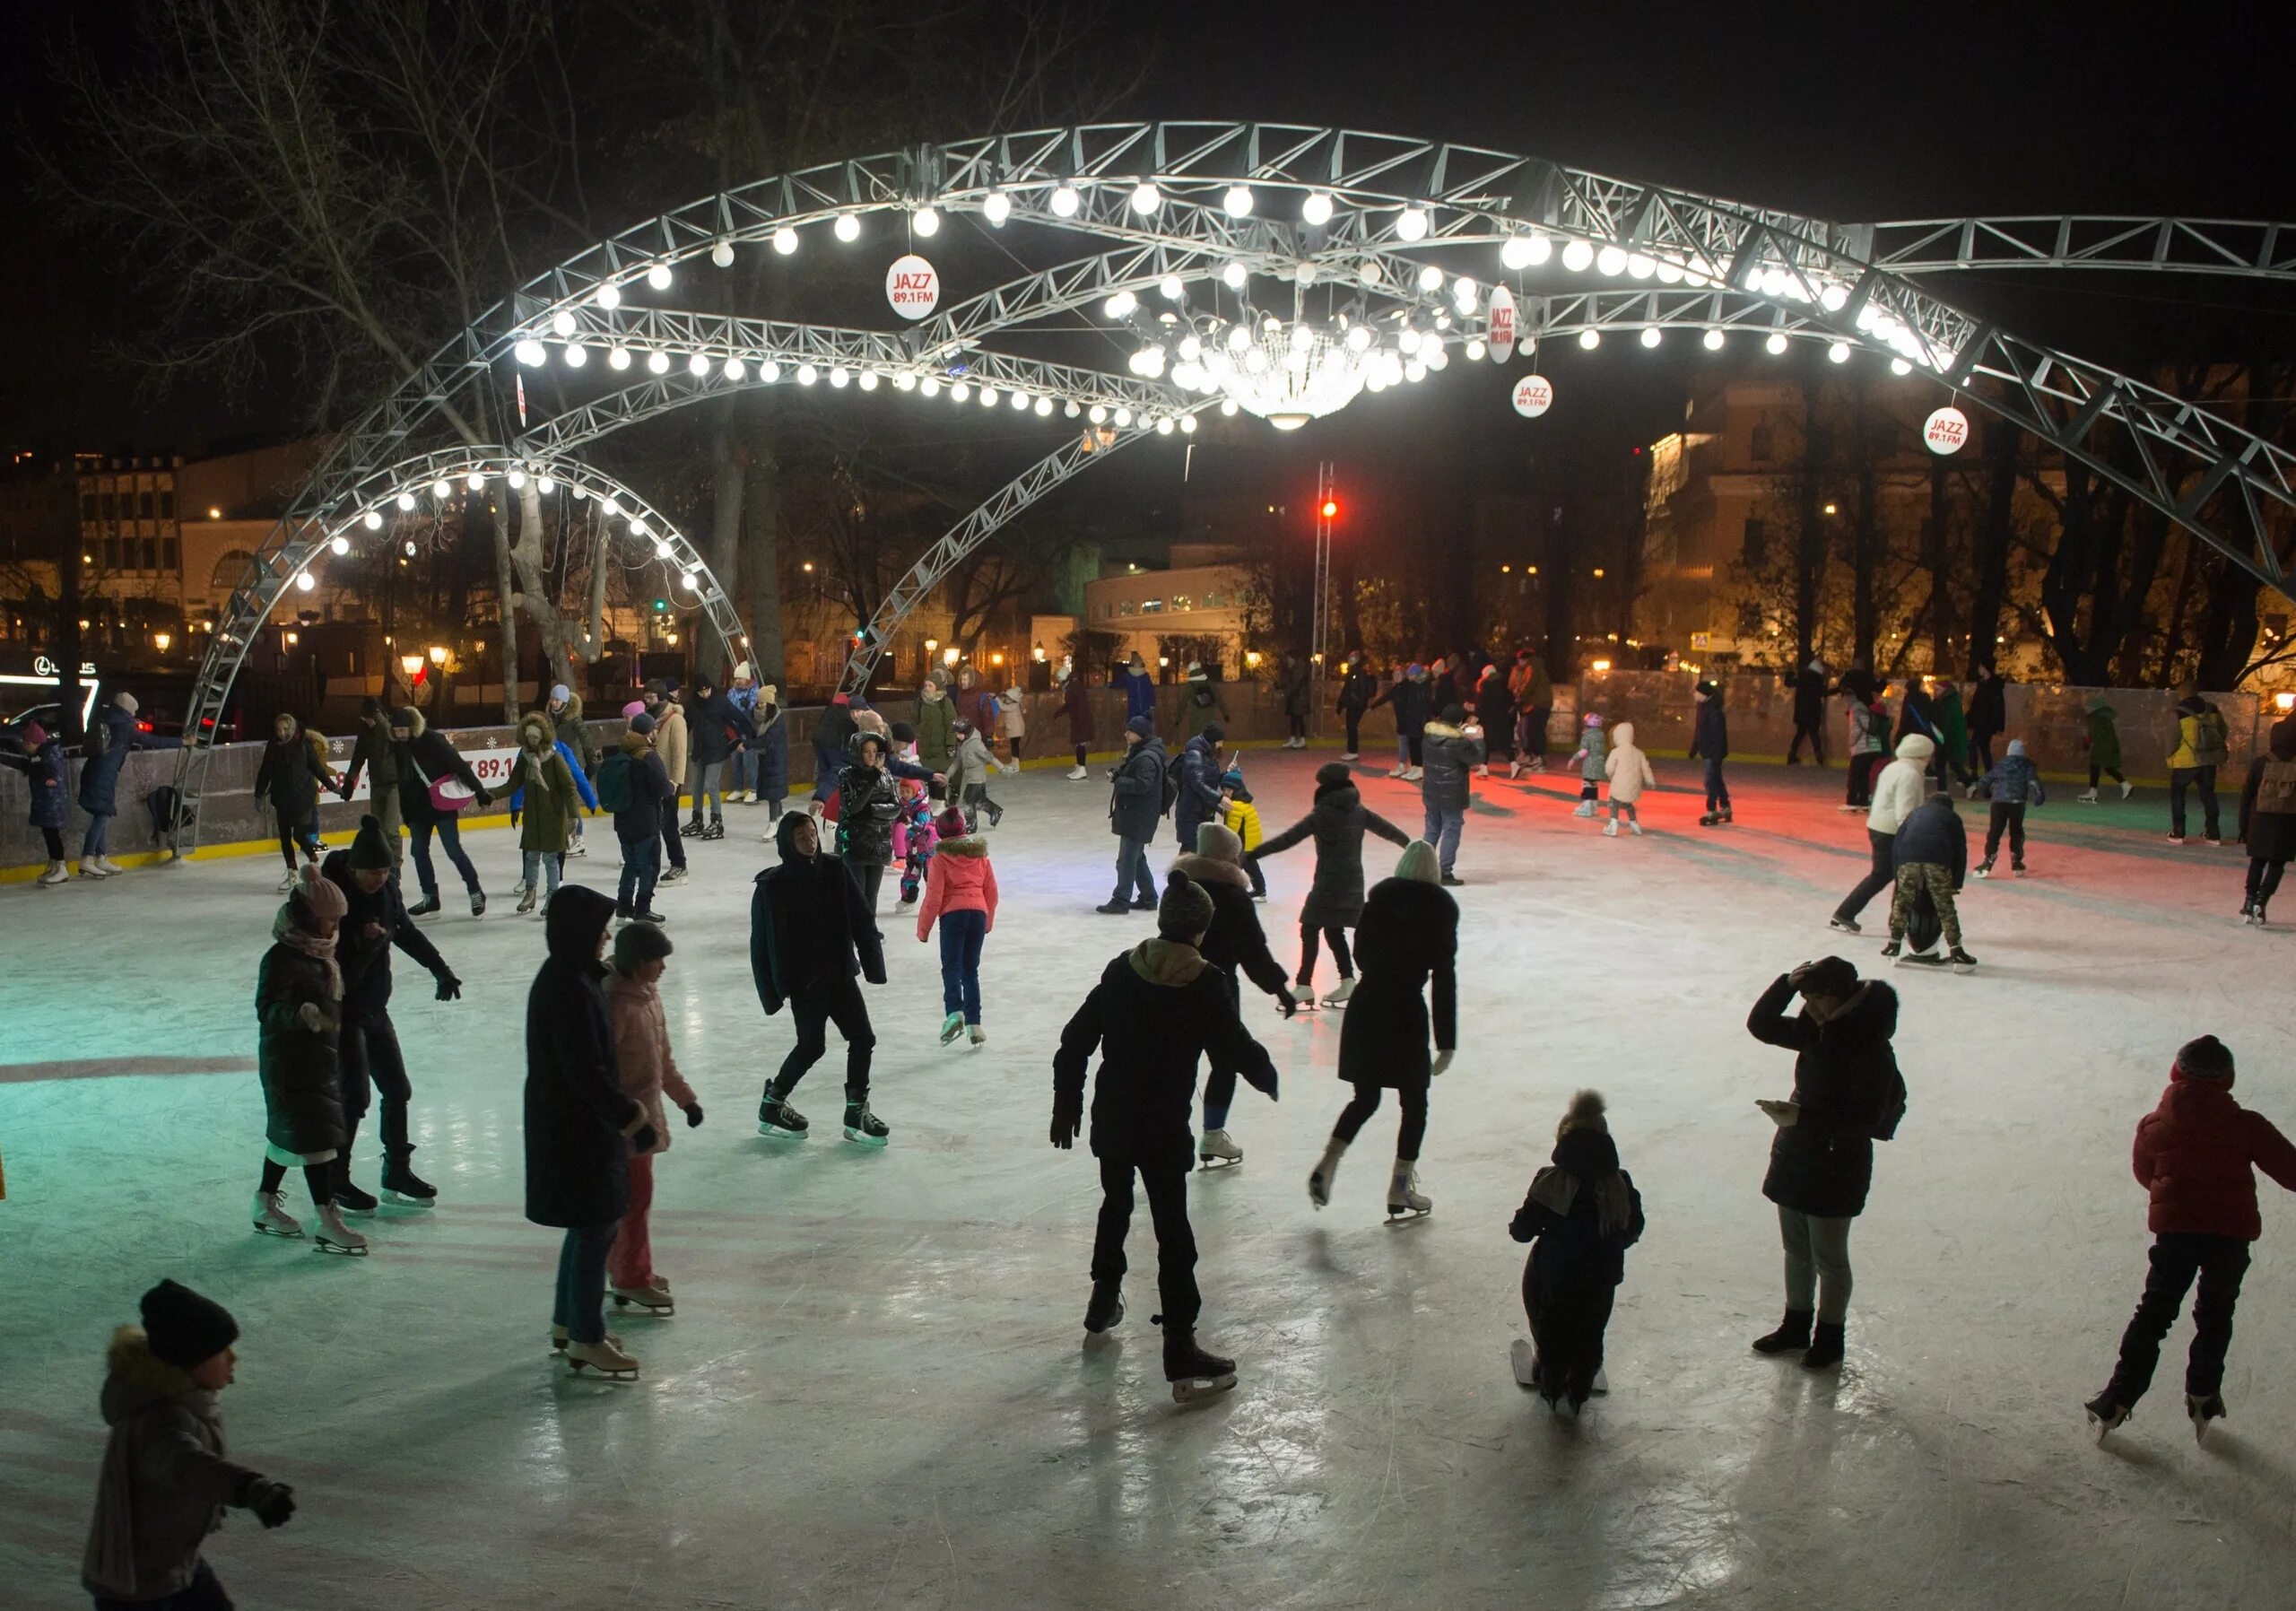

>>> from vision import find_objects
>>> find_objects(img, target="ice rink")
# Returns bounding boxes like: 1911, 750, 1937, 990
4, 750, 2292, 1610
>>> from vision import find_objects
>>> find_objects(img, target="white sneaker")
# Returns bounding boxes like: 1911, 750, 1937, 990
2078, 788, 2100, 804
38, 860, 70, 885
1603, 820, 1619, 837
76, 859, 109, 878
1388, 766, 1408, 779
276, 870, 299, 893
1403, 767, 1424, 781
1066, 765, 1089, 780
2120, 780, 2135, 800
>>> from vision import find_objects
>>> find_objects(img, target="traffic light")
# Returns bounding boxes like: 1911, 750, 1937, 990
1320, 498, 1339, 520
652, 597, 669, 613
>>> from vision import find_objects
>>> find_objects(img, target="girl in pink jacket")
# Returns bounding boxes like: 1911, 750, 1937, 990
604, 922, 701, 1314
917, 806, 999, 1047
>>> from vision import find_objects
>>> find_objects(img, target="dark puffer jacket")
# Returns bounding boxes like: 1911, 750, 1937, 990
9, 732, 70, 830
390, 707, 488, 826
1892, 796, 1968, 885
1509, 1126, 1647, 1289
1173, 731, 1225, 848
256, 941, 344, 1159
689, 688, 756, 766
2238, 717, 2296, 864
1747, 973, 1904, 1219
1336, 875, 1458, 1087
750, 707, 790, 800
254, 726, 330, 821
523, 886, 646, 1229
321, 848, 448, 1020
606, 730, 675, 842
1108, 736, 1169, 841
1420, 720, 1486, 812
1170, 851, 1291, 1002
751, 811, 887, 1013
2132, 1071, 2296, 1241
1254, 768, 1412, 928
76, 703, 143, 816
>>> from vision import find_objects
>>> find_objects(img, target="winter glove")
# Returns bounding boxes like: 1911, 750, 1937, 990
434, 972, 463, 1002
509, 810, 520, 829
1050, 1097, 1082, 1149
631, 1123, 660, 1154
683, 1102, 704, 1128
1431, 1049, 1454, 1077
1275, 988, 1299, 1020
238, 1476, 297, 1529
475, 788, 494, 807
297, 1002, 327, 1033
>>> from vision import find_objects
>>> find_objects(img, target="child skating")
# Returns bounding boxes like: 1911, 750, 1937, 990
1567, 713, 1607, 818
2080, 695, 2133, 802
1972, 738, 2045, 877
2085, 1035, 2296, 1441
1509, 1091, 1645, 1415
947, 717, 1014, 832
606, 920, 702, 1317
1252, 761, 1412, 1008
917, 806, 998, 1047
1601, 721, 1657, 838
251, 866, 369, 1255
1219, 768, 1267, 901
1690, 679, 1732, 825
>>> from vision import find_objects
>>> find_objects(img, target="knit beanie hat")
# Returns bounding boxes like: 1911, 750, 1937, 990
613, 920, 674, 971
392, 706, 422, 730
622, 700, 646, 719
114, 690, 139, 714
139, 1279, 239, 1370
1395, 840, 1441, 884
1126, 713, 1155, 737
20, 718, 45, 747
733, 662, 753, 681
628, 711, 657, 735
550, 684, 571, 704
1315, 761, 1352, 789
348, 814, 392, 871
1583, 711, 1605, 727
2006, 739, 2027, 757
1441, 702, 1467, 724
1157, 868, 1215, 939
935, 807, 969, 839
290, 866, 349, 929
1201, 722, 1225, 745
1195, 821, 1243, 863
2175, 1035, 2235, 1082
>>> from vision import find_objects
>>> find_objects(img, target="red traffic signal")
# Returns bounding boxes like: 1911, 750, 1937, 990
1319, 498, 1339, 520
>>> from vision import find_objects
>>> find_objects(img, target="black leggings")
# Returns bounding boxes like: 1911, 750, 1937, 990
1343, 708, 1362, 752
1074, 743, 1088, 767
258, 1158, 335, 1206
40, 825, 64, 861
275, 808, 320, 870
2089, 763, 2126, 788
768, 976, 875, 1103
2248, 858, 2286, 908
1332, 1078, 1429, 1160
340, 1015, 414, 1164
1298, 920, 1353, 986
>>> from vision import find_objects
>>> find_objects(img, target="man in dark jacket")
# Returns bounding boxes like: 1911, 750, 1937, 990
683, 675, 756, 840
1100, 715, 1168, 914
1173, 723, 1226, 850
1419, 703, 1486, 884
1052, 871, 1277, 1400
1744, 957, 1903, 1370
1689, 680, 1732, 826
602, 714, 675, 924
387, 705, 492, 918
1370, 663, 1432, 778
1336, 653, 1377, 760
1169, 823, 1298, 1166
1788, 658, 1829, 764
339, 697, 403, 875
1511, 650, 1555, 777
524, 884, 656, 1378
1886, 794, 1973, 971
752, 811, 891, 1145
322, 814, 463, 1213
1966, 665, 2008, 774
1061, 660, 1094, 779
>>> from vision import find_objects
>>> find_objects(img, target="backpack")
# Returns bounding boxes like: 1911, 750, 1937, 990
1906, 882, 1942, 955
2191, 708, 2231, 768
2257, 757, 2296, 817
594, 750, 634, 813
1158, 756, 1180, 816
1874, 1058, 1909, 1143
85, 712, 110, 759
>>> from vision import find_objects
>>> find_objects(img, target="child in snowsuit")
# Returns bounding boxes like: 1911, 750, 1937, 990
1509, 1091, 1645, 1414
917, 806, 998, 1045
2081, 696, 2130, 802
2085, 1035, 2296, 1438
896, 795, 940, 905
1689, 679, 1732, 825
605, 920, 702, 1314
1220, 768, 1265, 900
83, 1281, 298, 1608
1567, 712, 1608, 817
1973, 737, 2045, 877
947, 718, 1014, 832
1601, 720, 1657, 837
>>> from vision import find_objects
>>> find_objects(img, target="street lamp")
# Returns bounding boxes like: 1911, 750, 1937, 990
428, 645, 448, 666
152, 631, 171, 653
942, 647, 960, 666
400, 653, 423, 678
1245, 650, 1263, 669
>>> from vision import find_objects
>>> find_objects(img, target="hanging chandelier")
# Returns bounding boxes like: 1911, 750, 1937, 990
1171, 318, 1387, 431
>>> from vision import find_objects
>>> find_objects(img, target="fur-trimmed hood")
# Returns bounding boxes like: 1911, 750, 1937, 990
1128, 937, 1206, 987
935, 832, 989, 859
1170, 850, 1250, 890
517, 712, 554, 751
100, 1328, 204, 1426
1422, 719, 1465, 740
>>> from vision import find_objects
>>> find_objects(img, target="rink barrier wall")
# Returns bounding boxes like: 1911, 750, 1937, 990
0, 677, 2272, 876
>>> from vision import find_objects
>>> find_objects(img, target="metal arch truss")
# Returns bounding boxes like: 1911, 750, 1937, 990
169, 448, 749, 851
1867, 216, 2296, 282
834, 405, 1213, 696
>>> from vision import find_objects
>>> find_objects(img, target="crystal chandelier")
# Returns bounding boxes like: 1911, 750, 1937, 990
1173, 318, 1385, 431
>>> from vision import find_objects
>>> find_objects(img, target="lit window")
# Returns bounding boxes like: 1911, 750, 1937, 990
1141, 599, 1164, 614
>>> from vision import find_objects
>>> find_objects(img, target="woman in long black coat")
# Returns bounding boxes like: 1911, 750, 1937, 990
1253, 762, 1411, 1004
1744, 958, 1904, 1370
250, 868, 365, 1253
525, 884, 655, 1376
1309, 840, 1457, 1219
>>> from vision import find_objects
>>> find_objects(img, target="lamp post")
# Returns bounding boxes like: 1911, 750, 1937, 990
1310, 462, 1336, 740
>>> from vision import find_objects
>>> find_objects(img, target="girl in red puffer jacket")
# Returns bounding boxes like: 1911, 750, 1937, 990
916, 807, 998, 1048
2085, 1034, 2296, 1440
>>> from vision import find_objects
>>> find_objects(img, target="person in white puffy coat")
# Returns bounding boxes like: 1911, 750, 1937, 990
1831, 735, 1935, 933
1600, 721, 1657, 837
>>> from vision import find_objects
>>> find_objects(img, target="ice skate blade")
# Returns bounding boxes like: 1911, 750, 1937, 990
313, 1239, 370, 1257
756, 1122, 808, 1140
1083, 1299, 1126, 1336
1385, 1204, 1433, 1223
1196, 1154, 1241, 1170
1509, 1338, 1539, 1389
1170, 1372, 1238, 1404
611, 1290, 675, 1315
565, 1359, 639, 1380
380, 1189, 435, 1207
251, 1221, 305, 1240
842, 1127, 890, 1147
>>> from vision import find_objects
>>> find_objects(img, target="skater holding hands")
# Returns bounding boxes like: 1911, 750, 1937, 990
1510, 1092, 1646, 1415
605, 921, 700, 1317
1253, 761, 1411, 1006
1218, 768, 1267, 900
1170, 821, 1299, 1167
1567, 713, 1607, 818
83, 1281, 298, 1609
2085, 1035, 2296, 1440
250, 866, 368, 1255
917, 806, 998, 1047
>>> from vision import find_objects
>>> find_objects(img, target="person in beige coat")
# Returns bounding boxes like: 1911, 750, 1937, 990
604, 921, 701, 1312
1600, 721, 1658, 838
643, 681, 691, 882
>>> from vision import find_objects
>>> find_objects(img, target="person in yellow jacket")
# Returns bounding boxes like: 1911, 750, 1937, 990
2166, 688, 2231, 844
1219, 767, 1266, 901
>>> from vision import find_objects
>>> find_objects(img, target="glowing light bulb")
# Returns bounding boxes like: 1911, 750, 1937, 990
1049, 184, 1080, 217
1395, 205, 1430, 242
1088, 405, 1108, 423
829, 367, 849, 388
1114, 407, 1134, 427
514, 339, 546, 366
396, 492, 415, 510
1034, 395, 1053, 415
535, 476, 554, 494
796, 363, 818, 386
723, 356, 746, 381
1596, 245, 1628, 276
508, 470, 527, 490
1465, 338, 1487, 361
1011, 388, 1031, 410
712, 239, 735, 268
833, 213, 860, 242
647, 264, 672, 291
550, 310, 576, 336
1301, 191, 1335, 225
1828, 341, 1851, 363
687, 353, 710, 376
1626, 253, 1656, 280
1129, 182, 1161, 214
1578, 329, 1601, 350
1159, 275, 1184, 300
1416, 265, 1443, 292
431, 479, 450, 498
608, 346, 631, 370
773, 226, 798, 256
1766, 332, 1789, 355
982, 190, 1012, 225
1703, 329, 1725, 351
1222, 261, 1248, 290
1639, 327, 1661, 348
562, 343, 587, 368
295, 571, 315, 592
1104, 291, 1138, 319
858, 370, 880, 390
912, 207, 939, 237
1562, 239, 1595, 272
758, 360, 780, 383
648, 351, 669, 374
1223, 185, 1254, 217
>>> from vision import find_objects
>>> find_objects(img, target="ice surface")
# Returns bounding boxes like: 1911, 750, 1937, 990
3, 754, 2292, 1609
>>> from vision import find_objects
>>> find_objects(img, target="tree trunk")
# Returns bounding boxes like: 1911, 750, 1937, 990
1968, 413, 2018, 675
1793, 369, 1830, 669
707, 405, 746, 677
493, 503, 523, 725
1850, 377, 1880, 670
744, 411, 787, 685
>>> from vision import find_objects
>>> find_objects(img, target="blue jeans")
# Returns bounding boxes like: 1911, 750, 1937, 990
1422, 801, 1464, 874
1703, 757, 1731, 813
552, 1221, 619, 1345
1112, 835, 1155, 903
937, 908, 987, 1023
410, 814, 479, 897
521, 849, 563, 895
730, 749, 755, 792
617, 832, 661, 911
82, 812, 112, 858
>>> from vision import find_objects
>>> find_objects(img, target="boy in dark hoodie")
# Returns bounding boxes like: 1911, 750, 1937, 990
752, 811, 891, 1145
1509, 1091, 1646, 1415
1972, 738, 2045, 878
1885, 794, 1975, 971
83, 1281, 296, 1607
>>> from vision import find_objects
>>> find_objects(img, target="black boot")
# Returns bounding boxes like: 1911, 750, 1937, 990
1160, 1324, 1238, 1400
1752, 1310, 1814, 1355
1801, 1320, 1847, 1370
380, 1150, 437, 1207
1083, 1280, 1125, 1334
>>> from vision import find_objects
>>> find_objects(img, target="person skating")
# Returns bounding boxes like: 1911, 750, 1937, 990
946, 717, 1013, 832
1933, 678, 1976, 791
914, 676, 957, 784
752, 811, 891, 1145
2078, 694, 2132, 804
1420, 702, 1485, 883
683, 674, 756, 840
1178, 663, 1231, 745
2085, 1035, 2296, 1440
321, 816, 463, 1213
636, 682, 691, 883
1831, 734, 1935, 935
917, 806, 998, 1046
1173, 721, 1227, 850
1060, 656, 1094, 779
1689, 680, 1733, 824
1565, 712, 1608, 818
1509, 649, 1554, 778
1842, 689, 1889, 812
74, 690, 144, 877
340, 695, 404, 874
1113, 650, 1157, 730
526, 884, 658, 1378
546, 684, 599, 858
387, 705, 492, 918
1787, 657, 1829, 765
810, 692, 857, 818
2165, 686, 2231, 845
254, 712, 335, 892
1744, 956, 1907, 1371
251, 866, 369, 1254
726, 663, 760, 803
504, 712, 581, 913
1967, 663, 2008, 776
596, 711, 675, 923
749, 681, 790, 823
839, 728, 939, 910
998, 681, 1029, 762
1509, 1091, 1646, 1415
1370, 661, 1432, 779
1219, 768, 1266, 900
1309, 840, 1457, 1217
1099, 716, 1170, 914
1601, 719, 1657, 840
1051, 870, 1278, 1400
1254, 760, 1412, 1006
1335, 651, 1377, 761
1280, 657, 1311, 749
82, 1281, 298, 1609
2237, 714, 2296, 924
1971, 738, 2045, 877
3, 718, 74, 885
604, 920, 701, 1317
1170, 822, 1298, 1166
1886, 793, 1976, 971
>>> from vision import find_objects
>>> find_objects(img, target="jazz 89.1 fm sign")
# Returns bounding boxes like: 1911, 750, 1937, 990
1923, 405, 1970, 455
1511, 373, 1554, 418
886, 254, 940, 321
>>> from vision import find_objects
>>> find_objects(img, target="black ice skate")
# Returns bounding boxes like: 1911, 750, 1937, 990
379, 1160, 437, 1207
842, 1100, 891, 1146
2187, 1392, 2226, 1442
680, 819, 705, 837
406, 894, 441, 919
2084, 1389, 2130, 1438
1899, 947, 1947, 969
1751, 1310, 1813, 1355
2012, 861, 2027, 877
1083, 1279, 1125, 1335
470, 890, 487, 919
1878, 938, 1901, 959
1160, 1324, 1238, 1403
757, 1096, 810, 1138
1828, 915, 1861, 935
1948, 946, 1979, 973
332, 1180, 378, 1216
702, 822, 726, 840
1973, 859, 1994, 879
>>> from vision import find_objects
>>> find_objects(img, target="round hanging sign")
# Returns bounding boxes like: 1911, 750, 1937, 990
886, 254, 940, 321
1511, 373, 1554, 418
1923, 405, 1970, 455
1487, 285, 1516, 354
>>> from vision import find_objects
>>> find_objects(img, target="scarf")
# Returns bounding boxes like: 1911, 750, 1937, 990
271, 874, 347, 999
